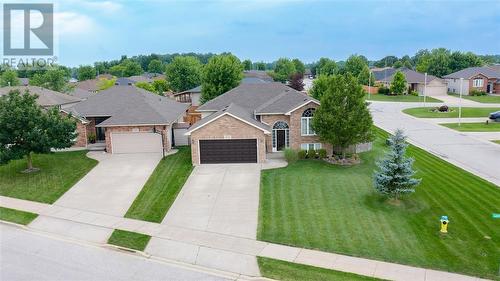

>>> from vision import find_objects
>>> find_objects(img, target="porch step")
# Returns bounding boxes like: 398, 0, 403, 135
87, 143, 106, 151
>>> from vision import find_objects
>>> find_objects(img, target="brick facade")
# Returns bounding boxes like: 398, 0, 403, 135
74, 121, 88, 147
260, 114, 290, 152
468, 74, 488, 93
190, 115, 267, 165
103, 125, 171, 153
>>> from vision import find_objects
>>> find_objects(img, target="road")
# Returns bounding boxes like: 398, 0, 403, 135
0, 224, 230, 281
370, 101, 500, 187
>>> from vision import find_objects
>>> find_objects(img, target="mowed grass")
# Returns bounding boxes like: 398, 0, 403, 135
0, 207, 38, 225
449, 93, 500, 104
258, 129, 500, 279
0, 151, 98, 203
492, 140, 500, 145
125, 146, 193, 223
366, 94, 441, 103
403, 107, 499, 118
441, 122, 500, 132
258, 257, 383, 281
107, 229, 151, 251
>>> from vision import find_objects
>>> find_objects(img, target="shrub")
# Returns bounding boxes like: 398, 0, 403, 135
298, 150, 307, 159
317, 148, 327, 159
284, 148, 298, 163
438, 105, 449, 112
378, 86, 390, 95
409, 90, 419, 96
87, 133, 96, 143
307, 148, 317, 159
470, 89, 486, 96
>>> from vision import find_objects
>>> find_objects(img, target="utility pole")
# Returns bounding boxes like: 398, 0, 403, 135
423, 73, 427, 107
459, 78, 463, 126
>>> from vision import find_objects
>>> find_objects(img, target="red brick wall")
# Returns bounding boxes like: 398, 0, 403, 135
74, 121, 88, 147
468, 74, 488, 92
260, 114, 290, 152
289, 101, 332, 154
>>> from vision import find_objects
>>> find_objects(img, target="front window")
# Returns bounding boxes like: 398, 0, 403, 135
301, 108, 316, 136
300, 143, 322, 150
473, 78, 483, 88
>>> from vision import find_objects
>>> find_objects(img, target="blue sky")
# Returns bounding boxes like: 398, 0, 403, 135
44, 0, 500, 66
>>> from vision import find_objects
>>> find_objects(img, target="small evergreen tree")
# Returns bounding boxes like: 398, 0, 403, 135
390, 71, 407, 95
373, 129, 421, 200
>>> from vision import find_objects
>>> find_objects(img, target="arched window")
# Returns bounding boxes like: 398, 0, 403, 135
273, 121, 289, 129
301, 108, 316, 136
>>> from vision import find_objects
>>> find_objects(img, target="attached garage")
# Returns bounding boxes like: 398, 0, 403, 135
199, 139, 257, 164
111, 132, 163, 154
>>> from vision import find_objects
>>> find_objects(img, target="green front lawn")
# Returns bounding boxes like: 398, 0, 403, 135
125, 146, 193, 223
403, 107, 499, 118
492, 140, 500, 145
0, 207, 38, 225
258, 129, 499, 279
449, 93, 500, 104
441, 122, 500, 132
107, 229, 151, 251
366, 94, 441, 103
0, 151, 98, 203
258, 257, 383, 281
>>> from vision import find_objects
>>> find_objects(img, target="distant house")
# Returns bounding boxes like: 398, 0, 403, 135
128, 75, 153, 84
19, 77, 29, 86
70, 87, 95, 100
174, 85, 202, 106
374, 68, 447, 96
0, 86, 81, 109
243, 70, 274, 82
371, 67, 397, 84
443, 66, 500, 95
114, 77, 135, 86
142, 72, 166, 80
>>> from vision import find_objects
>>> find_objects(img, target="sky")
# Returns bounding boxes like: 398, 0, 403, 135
6, 0, 500, 66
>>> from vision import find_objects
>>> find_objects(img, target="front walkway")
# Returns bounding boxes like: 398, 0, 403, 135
0, 196, 487, 281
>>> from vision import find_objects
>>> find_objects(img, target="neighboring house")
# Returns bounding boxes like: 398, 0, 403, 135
243, 70, 274, 82
114, 77, 135, 86
19, 77, 29, 86
66, 85, 189, 154
0, 86, 81, 109
371, 67, 397, 83
142, 72, 166, 80
69, 87, 95, 100
173, 86, 202, 125
376, 68, 447, 96
76, 78, 101, 93
185, 82, 330, 165
443, 66, 500, 95
128, 75, 154, 84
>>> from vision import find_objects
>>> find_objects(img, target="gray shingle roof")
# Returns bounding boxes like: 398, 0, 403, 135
197, 82, 317, 114
372, 68, 397, 82
386, 68, 441, 84
186, 103, 270, 135
0, 86, 82, 107
443, 66, 500, 79
115, 77, 135, 85
70, 88, 95, 99
243, 70, 273, 82
68, 85, 188, 126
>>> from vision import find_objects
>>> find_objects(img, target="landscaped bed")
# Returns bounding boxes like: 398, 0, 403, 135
366, 94, 441, 103
258, 257, 382, 281
0, 206, 38, 225
448, 93, 500, 104
125, 146, 193, 223
107, 229, 151, 251
0, 151, 98, 203
403, 107, 499, 118
441, 122, 500, 132
258, 129, 499, 279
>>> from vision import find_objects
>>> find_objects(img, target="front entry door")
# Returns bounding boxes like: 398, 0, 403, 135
276, 130, 286, 151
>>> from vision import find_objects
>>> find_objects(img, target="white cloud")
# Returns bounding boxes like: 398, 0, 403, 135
54, 11, 98, 36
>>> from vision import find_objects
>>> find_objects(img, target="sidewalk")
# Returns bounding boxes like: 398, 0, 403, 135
0, 196, 487, 281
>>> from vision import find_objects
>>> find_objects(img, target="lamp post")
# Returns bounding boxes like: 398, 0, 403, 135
423, 73, 427, 107
459, 78, 463, 126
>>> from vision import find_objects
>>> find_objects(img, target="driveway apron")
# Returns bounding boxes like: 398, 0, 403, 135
162, 164, 261, 240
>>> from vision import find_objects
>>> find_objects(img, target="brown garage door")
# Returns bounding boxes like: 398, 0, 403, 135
199, 139, 257, 164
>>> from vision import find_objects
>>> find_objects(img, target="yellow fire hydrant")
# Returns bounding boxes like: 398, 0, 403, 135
440, 216, 449, 233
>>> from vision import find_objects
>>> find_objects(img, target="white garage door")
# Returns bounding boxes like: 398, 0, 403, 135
426, 85, 447, 96
111, 132, 163, 154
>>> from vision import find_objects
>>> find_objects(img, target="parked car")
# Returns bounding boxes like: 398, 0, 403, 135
489, 111, 500, 122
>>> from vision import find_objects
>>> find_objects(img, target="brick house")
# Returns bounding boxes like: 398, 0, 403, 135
186, 82, 356, 165
66, 85, 189, 154
443, 66, 500, 95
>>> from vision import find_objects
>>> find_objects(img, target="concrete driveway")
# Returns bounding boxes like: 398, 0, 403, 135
54, 151, 162, 217
162, 164, 261, 239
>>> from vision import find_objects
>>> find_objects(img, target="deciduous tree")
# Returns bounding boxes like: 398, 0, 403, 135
147, 59, 164, 74
29, 68, 69, 92
165, 56, 202, 92
242, 59, 253, 71
0, 90, 76, 172
292, 58, 306, 75
0, 69, 20, 87
289, 73, 304, 91
309, 74, 332, 100
77, 65, 96, 81
315, 57, 337, 76
311, 74, 373, 159
200, 54, 243, 103
272, 58, 296, 83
